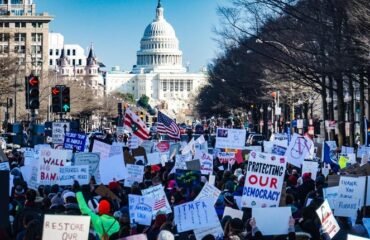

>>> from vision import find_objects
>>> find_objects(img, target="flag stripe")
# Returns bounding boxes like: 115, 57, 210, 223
124, 109, 149, 140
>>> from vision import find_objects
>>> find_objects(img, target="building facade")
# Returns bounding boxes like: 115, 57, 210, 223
0, 0, 52, 74
106, 1, 207, 122
48, 33, 105, 96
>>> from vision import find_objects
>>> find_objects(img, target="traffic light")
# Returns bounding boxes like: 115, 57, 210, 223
51, 85, 62, 113
61, 86, 70, 113
25, 74, 40, 109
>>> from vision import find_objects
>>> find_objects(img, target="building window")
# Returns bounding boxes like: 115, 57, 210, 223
72, 49, 76, 56
31, 45, 42, 54
0, 33, 9, 42
175, 80, 179, 91
15, 22, 20, 28
180, 81, 184, 91
56, 49, 59, 55
67, 49, 70, 56
49, 49, 53, 55
78, 59, 82, 65
49, 59, 53, 65
14, 33, 26, 42
187, 80, 192, 91
32, 22, 42, 28
163, 81, 167, 91
72, 59, 75, 66
0, 22, 9, 28
14, 45, 25, 53
31, 33, 42, 42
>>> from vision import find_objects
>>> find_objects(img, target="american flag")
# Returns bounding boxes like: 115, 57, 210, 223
154, 196, 167, 210
157, 111, 180, 139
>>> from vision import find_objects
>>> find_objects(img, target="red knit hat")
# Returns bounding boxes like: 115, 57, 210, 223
98, 200, 111, 215
108, 181, 119, 191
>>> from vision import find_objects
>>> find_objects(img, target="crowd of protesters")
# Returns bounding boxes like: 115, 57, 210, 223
0, 139, 370, 240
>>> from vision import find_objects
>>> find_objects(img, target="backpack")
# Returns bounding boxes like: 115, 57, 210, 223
101, 219, 116, 240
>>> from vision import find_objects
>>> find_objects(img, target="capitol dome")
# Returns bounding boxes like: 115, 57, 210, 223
133, 1, 186, 74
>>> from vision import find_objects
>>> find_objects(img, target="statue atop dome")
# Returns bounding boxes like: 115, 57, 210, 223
157, 0, 162, 9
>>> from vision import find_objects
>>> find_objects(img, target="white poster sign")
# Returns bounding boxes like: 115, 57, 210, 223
174, 199, 219, 233
316, 200, 340, 239
285, 134, 314, 167
43, 214, 90, 240
215, 128, 246, 149
142, 185, 172, 215
74, 152, 101, 184
193, 224, 224, 240
223, 207, 243, 220
100, 147, 127, 184
301, 160, 318, 180
147, 152, 161, 166
242, 151, 287, 208
323, 186, 339, 210
195, 182, 221, 205
0, 162, 9, 170
252, 207, 291, 235
128, 194, 154, 226
338, 176, 365, 214
59, 166, 89, 186
199, 151, 213, 175
92, 140, 111, 161
124, 164, 144, 187
52, 122, 70, 145
347, 234, 370, 240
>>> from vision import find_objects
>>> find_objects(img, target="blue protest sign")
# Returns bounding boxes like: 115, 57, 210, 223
63, 132, 87, 152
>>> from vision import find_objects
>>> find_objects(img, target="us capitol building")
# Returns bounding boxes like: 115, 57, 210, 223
105, 1, 208, 122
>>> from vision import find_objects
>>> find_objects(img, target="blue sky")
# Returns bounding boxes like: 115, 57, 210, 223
36, 0, 223, 72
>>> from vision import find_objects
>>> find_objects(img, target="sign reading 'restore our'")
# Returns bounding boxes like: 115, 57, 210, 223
242, 151, 287, 208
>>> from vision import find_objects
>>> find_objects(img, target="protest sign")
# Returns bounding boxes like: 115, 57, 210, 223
95, 185, 121, 203
52, 122, 70, 145
209, 175, 216, 185
118, 234, 148, 240
141, 140, 154, 154
316, 200, 340, 239
337, 176, 365, 216
223, 206, 243, 220
37, 149, 72, 185
341, 146, 354, 154
0, 162, 9, 171
215, 128, 246, 149
63, 132, 87, 152
323, 186, 339, 210
347, 235, 369, 240
362, 218, 370, 236
245, 146, 262, 152
128, 135, 140, 149
59, 166, 89, 186
74, 152, 101, 183
301, 160, 318, 180
253, 207, 290, 235
186, 159, 201, 171
195, 182, 221, 204
141, 185, 172, 215
42, 214, 90, 240
271, 144, 287, 156
24, 149, 36, 166
234, 196, 242, 209
263, 141, 274, 153
124, 164, 144, 187
174, 199, 219, 232
193, 224, 224, 240
217, 152, 235, 164
155, 141, 170, 152
100, 146, 127, 184
242, 151, 287, 208
199, 152, 213, 175
176, 169, 201, 189
181, 138, 195, 155
92, 140, 111, 161
365, 177, 370, 206
146, 152, 161, 166
128, 194, 154, 226
285, 134, 314, 167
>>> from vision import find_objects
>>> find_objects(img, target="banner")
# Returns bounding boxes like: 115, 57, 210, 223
128, 194, 154, 226
199, 151, 213, 175
215, 128, 246, 149
52, 122, 70, 145
252, 207, 291, 235
195, 182, 221, 204
174, 199, 219, 232
42, 214, 90, 240
124, 164, 144, 187
141, 185, 172, 215
74, 152, 101, 183
285, 134, 314, 167
316, 200, 340, 239
242, 151, 287, 208
63, 132, 87, 152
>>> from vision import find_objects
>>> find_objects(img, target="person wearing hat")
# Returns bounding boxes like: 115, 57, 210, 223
74, 181, 119, 239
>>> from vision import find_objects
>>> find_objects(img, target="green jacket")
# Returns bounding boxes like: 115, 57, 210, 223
76, 192, 120, 239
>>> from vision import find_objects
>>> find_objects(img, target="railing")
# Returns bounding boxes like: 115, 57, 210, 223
0, 4, 34, 16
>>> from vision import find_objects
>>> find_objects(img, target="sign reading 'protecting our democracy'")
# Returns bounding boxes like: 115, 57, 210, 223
242, 151, 287, 208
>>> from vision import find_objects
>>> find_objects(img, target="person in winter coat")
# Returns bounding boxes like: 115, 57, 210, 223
75, 182, 119, 239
